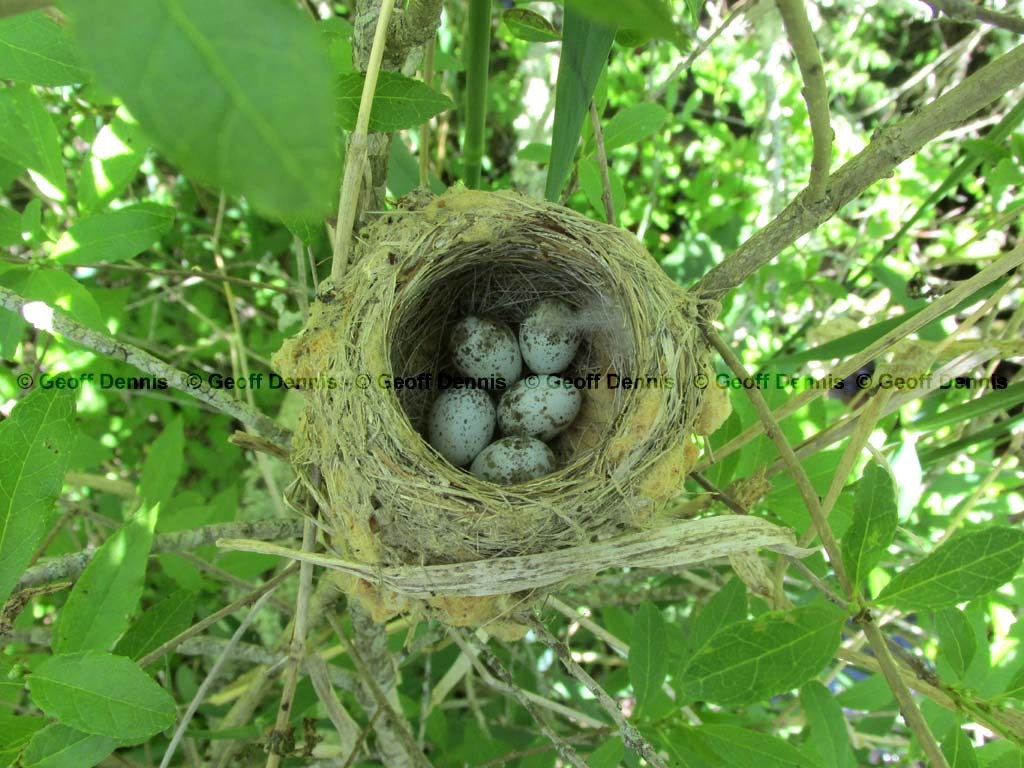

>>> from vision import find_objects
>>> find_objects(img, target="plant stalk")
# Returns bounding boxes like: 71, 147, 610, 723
463, 0, 492, 188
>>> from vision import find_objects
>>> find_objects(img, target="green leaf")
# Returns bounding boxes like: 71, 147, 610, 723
689, 576, 747, 655
320, 16, 353, 75
387, 135, 444, 199
989, 747, 1024, 768
684, 0, 706, 24
561, 0, 687, 47
21, 724, 117, 768
836, 673, 895, 711
876, 527, 1024, 610
61, 0, 339, 219
139, 417, 184, 507
51, 204, 174, 266
0, 204, 21, 247
578, 157, 624, 222
842, 461, 898, 592
336, 71, 454, 133
502, 8, 559, 42
962, 139, 1010, 165
587, 738, 625, 768
942, 725, 979, 768
518, 142, 551, 164
52, 506, 159, 654
614, 28, 653, 47
545, 8, 615, 201
0, 11, 89, 86
77, 109, 149, 214
911, 381, 1024, 433
584, 102, 667, 155
0, 713, 48, 766
935, 608, 977, 680
0, 388, 77, 607
681, 603, 846, 706
27, 652, 176, 740
629, 601, 667, 711
689, 724, 821, 768
801, 681, 856, 768
20, 196, 41, 243
114, 590, 195, 662
20, 269, 105, 332
0, 83, 66, 199
1000, 663, 1024, 701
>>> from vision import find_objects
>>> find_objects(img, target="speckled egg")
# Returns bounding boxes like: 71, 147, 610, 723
428, 388, 496, 467
497, 375, 582, 440
450, 315, 523, 387
518, 298, 582, 375
470, 436, 556, 484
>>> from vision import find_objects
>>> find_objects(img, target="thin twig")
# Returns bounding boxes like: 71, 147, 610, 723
418, 35, 437, 188
546, 597, 629, 656
265, 520, 318, 768
785, 556, 849, 608
860, 616, 950, 768
695, 42, 1024, 298
306, 653, 362, 756
0, 284, 291, 445
588, 101, 616, 225
451, 630, 590, 768
64, 471, 136, 499
159, 587, 280, 768
922, 0, 1024, 34
0, 257, 303, 296
690, 471, 749, 515
650, 0, 753, 102
331, 0, 397, 283
16, 519, 302, 592
776, 0, 832, 200
139, 564, 298, 668
329, 610, 431, 768
527, 618, 668, 768
210, 579, 343, 768
705, 327, 852, 597
695, 242, 1024, 472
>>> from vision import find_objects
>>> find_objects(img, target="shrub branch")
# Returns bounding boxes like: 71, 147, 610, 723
15, 519, 302, 592
922, 0, 1024, 34
0, 284, 291, 445
776, 0, 832, 200
696, 42, 1024, 298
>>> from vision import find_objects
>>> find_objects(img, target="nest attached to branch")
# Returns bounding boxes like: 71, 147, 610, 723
269, 187, 801, 639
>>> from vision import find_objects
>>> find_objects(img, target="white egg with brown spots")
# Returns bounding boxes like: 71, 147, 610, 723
450, 315, 523, 386
497, 375, 582, 440
470, 436, 556, 484
428, 389, 495, 467
518, 298, 582, 375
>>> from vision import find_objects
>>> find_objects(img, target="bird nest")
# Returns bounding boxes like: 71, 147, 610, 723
268, 187, 801, 639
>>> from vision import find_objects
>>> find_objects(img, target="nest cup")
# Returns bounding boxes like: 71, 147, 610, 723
274, 188, 725, 637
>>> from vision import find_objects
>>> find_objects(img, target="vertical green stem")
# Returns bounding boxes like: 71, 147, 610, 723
462, 0, 491, 188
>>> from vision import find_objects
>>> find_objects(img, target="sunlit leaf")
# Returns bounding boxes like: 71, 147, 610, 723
51, 505, 159, 654
0, 389, 77, 607
337, 71, 454, 132
0, 10, 89, 85
876, 527, 1024, 610
62, 0, 339, 218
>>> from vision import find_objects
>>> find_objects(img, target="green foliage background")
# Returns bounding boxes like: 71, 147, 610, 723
0, 0, 1023, 766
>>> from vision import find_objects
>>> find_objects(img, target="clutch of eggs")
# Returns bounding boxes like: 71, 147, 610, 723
428, 299, 585, 484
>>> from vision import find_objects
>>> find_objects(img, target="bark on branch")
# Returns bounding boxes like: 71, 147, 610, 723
696, 42, 1024, 299
0, 285, 291, 446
